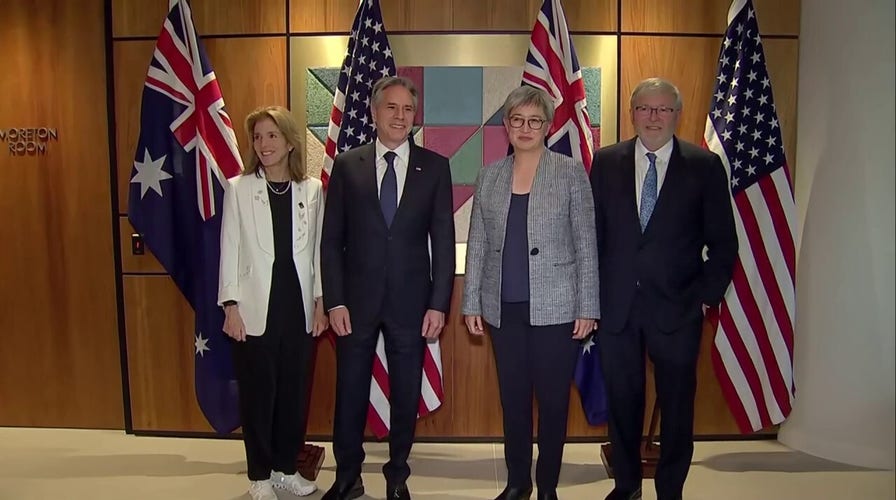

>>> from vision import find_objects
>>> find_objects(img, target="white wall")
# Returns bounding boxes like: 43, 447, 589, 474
778, 0, 895, 469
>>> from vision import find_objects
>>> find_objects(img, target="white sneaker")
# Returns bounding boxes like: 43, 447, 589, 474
248, 479, 278, 500
271, 470, 317, 497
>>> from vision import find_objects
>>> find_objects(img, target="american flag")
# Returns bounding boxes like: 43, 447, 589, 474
523, 0, 606, 425
128, 0, 243, 434
322, 0, 444, 439
704, 0, 796, 433
522, 0, 595, 172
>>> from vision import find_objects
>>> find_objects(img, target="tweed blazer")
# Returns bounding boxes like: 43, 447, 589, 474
462, 149, 600, 328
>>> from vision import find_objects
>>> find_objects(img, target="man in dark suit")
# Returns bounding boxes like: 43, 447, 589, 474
590, 77, 738, 500
320, 76, 455, 500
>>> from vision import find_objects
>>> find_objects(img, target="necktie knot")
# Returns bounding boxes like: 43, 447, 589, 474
646, 151, 657, 165
384, 150, 397, 166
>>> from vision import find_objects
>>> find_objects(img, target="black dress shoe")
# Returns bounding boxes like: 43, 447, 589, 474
321, 477, 364, 500
605, 486, 642, 500
495, 485, 533, 500
536, 490, 558, 500
387, 482, 411, 499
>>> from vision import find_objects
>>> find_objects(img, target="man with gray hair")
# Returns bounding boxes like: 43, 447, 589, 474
590, 77, 738, 500
321, 76, 455, 500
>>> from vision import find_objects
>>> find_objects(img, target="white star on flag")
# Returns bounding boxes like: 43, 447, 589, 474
582, 335, 595, 354
194, 333, 210, 357
131, 149, 171, 198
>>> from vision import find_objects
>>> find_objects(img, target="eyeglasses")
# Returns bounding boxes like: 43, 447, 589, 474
633, 105, 678, 117
508, 116, 547, 130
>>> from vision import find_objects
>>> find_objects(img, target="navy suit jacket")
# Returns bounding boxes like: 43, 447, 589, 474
321, 142, 455, 328
590, 137, 738, 334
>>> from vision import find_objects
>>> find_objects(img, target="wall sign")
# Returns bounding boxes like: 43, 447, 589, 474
0, 127, 59, 156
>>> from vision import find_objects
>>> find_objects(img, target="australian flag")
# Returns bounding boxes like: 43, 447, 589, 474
127, 0, 243, 434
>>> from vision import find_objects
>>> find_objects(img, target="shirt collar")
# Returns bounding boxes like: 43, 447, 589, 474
375, 138, 411, 166
635, 137, 674, 165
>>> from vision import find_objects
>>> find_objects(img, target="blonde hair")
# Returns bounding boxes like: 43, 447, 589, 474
242, 106, 307, 181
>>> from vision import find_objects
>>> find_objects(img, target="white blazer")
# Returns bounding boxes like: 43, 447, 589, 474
218, 171, 323, 335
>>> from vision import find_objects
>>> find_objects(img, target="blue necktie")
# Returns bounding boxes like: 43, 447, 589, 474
380, 151, 398, 227
639, 152, 657, 232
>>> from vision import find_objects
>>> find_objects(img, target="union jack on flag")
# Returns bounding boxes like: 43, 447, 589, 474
704, 0, 796, 433
128, 0, 243, 434
322, 0, 444, 439
522, 0, 595, 172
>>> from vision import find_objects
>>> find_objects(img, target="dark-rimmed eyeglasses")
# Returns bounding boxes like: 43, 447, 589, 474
633, 105, 678, 117
508, 116, 547, 130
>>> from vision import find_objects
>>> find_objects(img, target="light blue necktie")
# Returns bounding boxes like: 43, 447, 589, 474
639, 152, 657, 232
380, 151, 398, 227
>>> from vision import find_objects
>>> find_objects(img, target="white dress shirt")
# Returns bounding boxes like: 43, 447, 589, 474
634, 138, 674, 211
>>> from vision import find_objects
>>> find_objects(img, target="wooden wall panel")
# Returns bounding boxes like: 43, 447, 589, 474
620, 36, 721, 145
562, 0, 618, 32
192, 0, 286, 35
381, 0, 454, 32
111, 0, 167, 38
292, 0, 615, 32
291, 0, 358, 33
452, 0, 538, 32
0, 0, 122, 428
124, 276, 213, 431
203, 37, 289, 149
622, 0, 800, 36
112, 0, 285, 38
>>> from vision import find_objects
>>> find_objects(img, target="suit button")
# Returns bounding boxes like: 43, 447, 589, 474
636, 280, 640, 288
530, 248, 539, 256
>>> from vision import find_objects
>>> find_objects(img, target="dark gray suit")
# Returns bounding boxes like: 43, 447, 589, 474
591, 137, 737, 500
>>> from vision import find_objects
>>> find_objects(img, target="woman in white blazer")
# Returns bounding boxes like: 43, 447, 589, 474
462, 87, 600, 500
218, 106, 327, 500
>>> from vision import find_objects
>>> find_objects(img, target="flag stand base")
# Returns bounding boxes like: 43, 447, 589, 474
600, 397, 661, 479
296, 444, 325, 480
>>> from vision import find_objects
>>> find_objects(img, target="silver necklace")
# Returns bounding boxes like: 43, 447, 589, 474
266, 179, 290, 195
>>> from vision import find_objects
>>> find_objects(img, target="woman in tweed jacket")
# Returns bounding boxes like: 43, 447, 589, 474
462, 86, 600, 500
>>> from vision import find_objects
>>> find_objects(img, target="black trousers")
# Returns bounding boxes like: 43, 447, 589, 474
232, 315, 313, 481
332, 313, 426, 486
597, 293, 702, 500
489, 302, 581, 491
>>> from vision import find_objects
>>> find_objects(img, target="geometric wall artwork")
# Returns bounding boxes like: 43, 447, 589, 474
305, 66, 602, 244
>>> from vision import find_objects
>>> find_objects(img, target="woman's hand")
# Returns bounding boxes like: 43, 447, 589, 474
572, 318, 595, 339
312, 298, 329, 337
223, 304, 247, 341
464, 315, 485, 336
